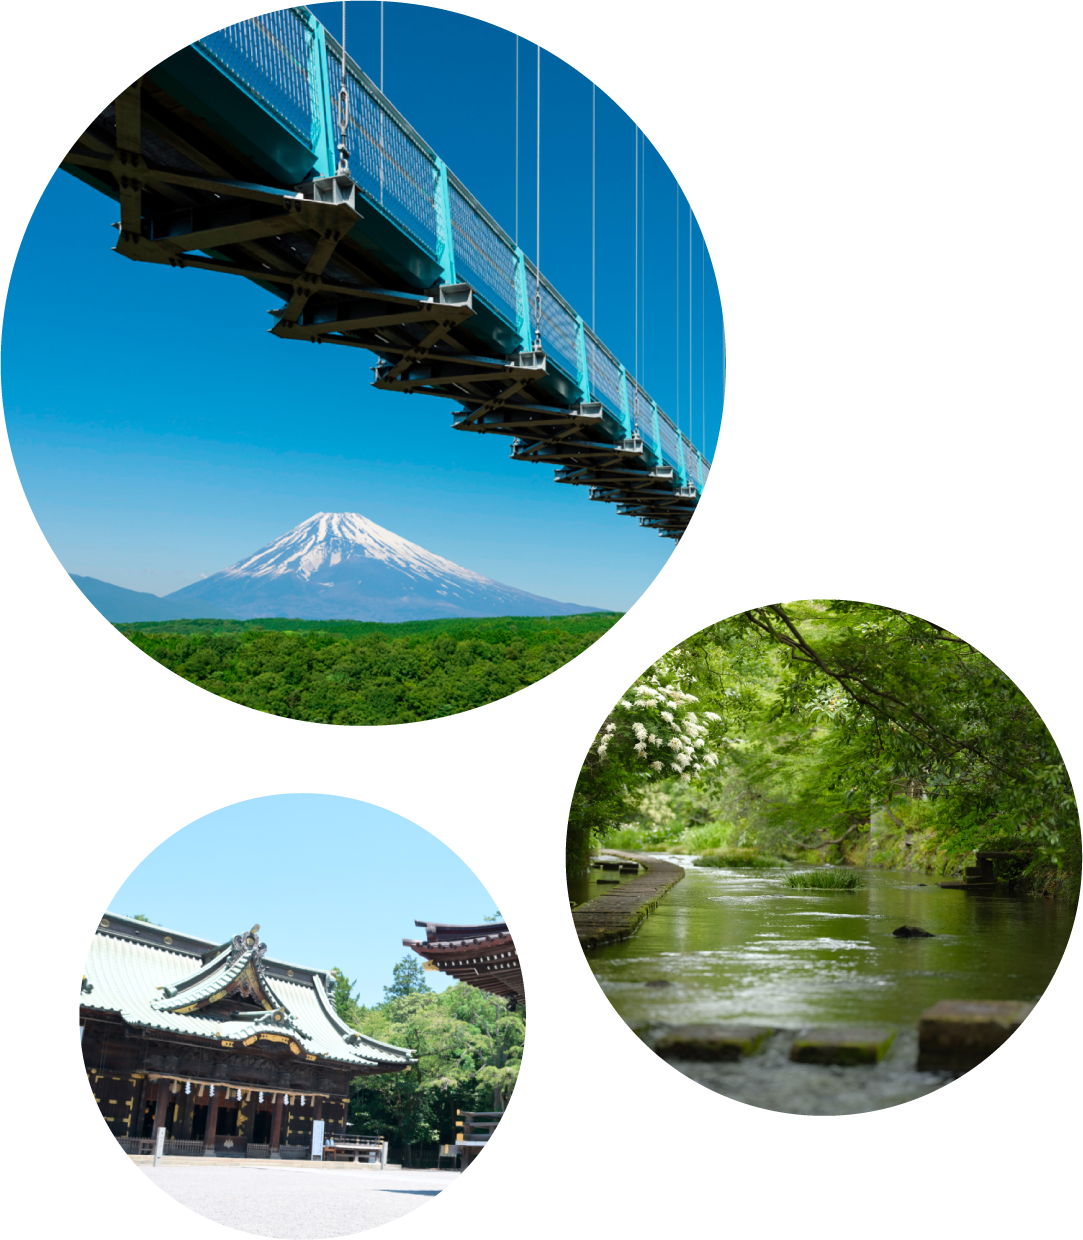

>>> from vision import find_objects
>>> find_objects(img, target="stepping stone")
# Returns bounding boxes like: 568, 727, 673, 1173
917, 999, 1035, 1071
790, 1026, 896, 1065
653, 1024, 773, 1061
893, 925, 935, 937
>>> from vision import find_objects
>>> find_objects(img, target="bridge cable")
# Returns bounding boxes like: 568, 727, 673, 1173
701, 236, 706, 458
633, 124, 639, 438
689, 199, 693, 463
676, 184, 680, 442
533, 44, 541, 353
514, 35, 519, 245
379, 1, 386, 202
336, 0, 350, 176
591, 83, 595, 331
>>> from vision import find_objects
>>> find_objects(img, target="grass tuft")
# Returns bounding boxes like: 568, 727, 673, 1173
694, 850, 786, 869
784, 868, 863, 890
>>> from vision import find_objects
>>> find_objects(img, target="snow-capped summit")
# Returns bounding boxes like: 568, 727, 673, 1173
165, 512, 598, 622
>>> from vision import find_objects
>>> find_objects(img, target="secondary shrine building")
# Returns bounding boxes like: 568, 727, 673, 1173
81, 914, 414, 1157
404, 921, 524, 1009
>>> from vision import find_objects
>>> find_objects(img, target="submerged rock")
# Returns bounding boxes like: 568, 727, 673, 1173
893, 925, 935, 937
644, 979, 672, 987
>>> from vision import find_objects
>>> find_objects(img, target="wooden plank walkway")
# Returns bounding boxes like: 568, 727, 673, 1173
572, 852, 686, 949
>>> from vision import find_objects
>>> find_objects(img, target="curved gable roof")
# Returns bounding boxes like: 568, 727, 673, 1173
83, 913, 414, 1071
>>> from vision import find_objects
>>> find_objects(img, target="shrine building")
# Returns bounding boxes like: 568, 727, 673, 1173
81, 914, 414, 1157
404, 921, 523, 1009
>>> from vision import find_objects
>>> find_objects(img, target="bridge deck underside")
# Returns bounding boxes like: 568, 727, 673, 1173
61, 57, 707, 539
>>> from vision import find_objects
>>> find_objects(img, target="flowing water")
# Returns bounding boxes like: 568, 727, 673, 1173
585, 858, 1076, 1115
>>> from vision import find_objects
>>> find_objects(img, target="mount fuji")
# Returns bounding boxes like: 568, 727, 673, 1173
164, 512, 600, 621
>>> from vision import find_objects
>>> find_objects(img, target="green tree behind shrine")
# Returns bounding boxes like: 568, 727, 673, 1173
330, 958, 524, 1164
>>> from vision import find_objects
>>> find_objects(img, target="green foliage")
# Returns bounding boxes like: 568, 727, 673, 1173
383, 956, 433, 1001
120, 612, 620, 725
605, 826, 649, 849
343, 978, 525, 1160
131, 913, 154, 923
566, 600, 1079, 885
785, 869, 863, 889
677, 822, 735, 852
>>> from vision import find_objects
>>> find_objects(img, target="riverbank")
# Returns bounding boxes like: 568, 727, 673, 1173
571, 852, 685, 949
845, 822, 1080, 900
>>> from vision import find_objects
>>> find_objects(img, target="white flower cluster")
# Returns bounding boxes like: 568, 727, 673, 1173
594, 680, 721, 783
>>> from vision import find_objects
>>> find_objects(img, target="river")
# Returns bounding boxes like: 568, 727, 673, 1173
584, 858, 1076, 1114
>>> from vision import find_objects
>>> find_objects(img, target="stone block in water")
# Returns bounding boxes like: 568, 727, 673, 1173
917, 999, 1034, 1071
893, 925, 935, 937
790, 1026, 896, 1065
653, 1024, 773, 1061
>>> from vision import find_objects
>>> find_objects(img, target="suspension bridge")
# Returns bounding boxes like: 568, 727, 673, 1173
60, 6, 715, 539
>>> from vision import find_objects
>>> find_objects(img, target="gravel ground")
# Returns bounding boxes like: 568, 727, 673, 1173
139, 1163, 458, 1237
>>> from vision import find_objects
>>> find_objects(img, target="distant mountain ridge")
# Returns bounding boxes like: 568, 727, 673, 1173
162, 512, 599, 621
70, 575, 239, 623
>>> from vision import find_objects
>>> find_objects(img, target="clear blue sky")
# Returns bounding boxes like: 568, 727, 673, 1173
108, 794, 497, 1007
2, 2, 724, 612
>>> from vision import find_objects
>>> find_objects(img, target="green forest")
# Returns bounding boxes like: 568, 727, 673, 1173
568, 601, 1079, 896
330, 957, 524, 1166
120, 613, 620, 724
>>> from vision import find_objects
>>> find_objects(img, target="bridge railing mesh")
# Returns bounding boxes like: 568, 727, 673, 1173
447, 179, 520, 331
584, 328, 625, 425
326, 41, 441, 259
197, 8, 321, 151
525, 264, 581, 384
657, 408, 683, 475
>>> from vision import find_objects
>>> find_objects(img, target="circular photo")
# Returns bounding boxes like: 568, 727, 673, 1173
3, 2, 723, 724
81, 793, 524, 1236
566, 600, 1078, 1115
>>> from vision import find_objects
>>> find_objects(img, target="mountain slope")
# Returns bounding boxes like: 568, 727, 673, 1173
70, 575, 240, 622
164, 512, 599, 621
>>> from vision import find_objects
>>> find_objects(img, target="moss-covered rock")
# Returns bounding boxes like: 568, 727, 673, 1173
790, 1026, 896, 1065
653, 1024, 774, 1061
917, 999, 1033, 1071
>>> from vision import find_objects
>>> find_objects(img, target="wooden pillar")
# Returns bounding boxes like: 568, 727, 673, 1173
203, 1087, 221, 1157
152, 1080, 170, 1135
314, 1097, 323, 1121
269, 1093, 284, 1155
133, 1076, 149, 1138
176, 1087, 196, 1139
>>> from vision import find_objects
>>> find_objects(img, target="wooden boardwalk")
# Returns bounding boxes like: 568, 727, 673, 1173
572, 852, 685, 949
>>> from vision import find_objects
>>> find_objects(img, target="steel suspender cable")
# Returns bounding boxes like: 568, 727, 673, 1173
689, 200, 692, 461
336, 0, 350, 176
515, 35, 519, 245
591, 83, 595, 331
702, 237, 706, 454
378, 3, 385, 202
533, 44, 541, 353
633, 124, 638, 437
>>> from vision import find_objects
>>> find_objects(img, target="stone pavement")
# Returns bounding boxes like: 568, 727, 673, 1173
138, 1161, 459, 1237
